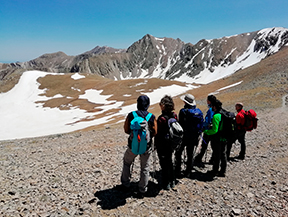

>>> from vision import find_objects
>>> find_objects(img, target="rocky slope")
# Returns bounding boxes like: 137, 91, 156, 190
0, 103, 287, 216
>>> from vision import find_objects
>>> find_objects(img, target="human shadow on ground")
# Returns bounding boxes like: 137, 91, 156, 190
177, 163, 217, 182
188, 169, 215, 182
93, 171, 162, 210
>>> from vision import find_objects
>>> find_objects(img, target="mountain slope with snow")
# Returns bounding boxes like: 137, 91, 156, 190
1, 44, 288, 140
166, 27, 288, 84
1, 27, 287, 84
0, 71, 197, 140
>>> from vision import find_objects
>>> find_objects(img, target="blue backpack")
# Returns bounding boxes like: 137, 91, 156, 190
183, 108, 203, 134
130, 111, 152, 155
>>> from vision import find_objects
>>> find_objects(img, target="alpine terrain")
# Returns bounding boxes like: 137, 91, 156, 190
0, 27, 287, 216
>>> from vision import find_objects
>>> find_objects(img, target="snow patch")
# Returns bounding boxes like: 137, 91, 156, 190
71, 73, 85, 80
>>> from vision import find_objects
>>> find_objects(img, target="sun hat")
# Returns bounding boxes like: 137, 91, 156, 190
180, 94, 196, 106
235, 102, 243, 107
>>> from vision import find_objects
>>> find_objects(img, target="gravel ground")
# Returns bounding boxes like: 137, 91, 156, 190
0, 105, 287, 217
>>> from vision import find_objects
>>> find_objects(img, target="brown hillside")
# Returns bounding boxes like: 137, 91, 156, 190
0, 47, 287, 131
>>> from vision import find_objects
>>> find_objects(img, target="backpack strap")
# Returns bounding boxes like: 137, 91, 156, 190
145, 113, 152, 122
132, 111, 138, 118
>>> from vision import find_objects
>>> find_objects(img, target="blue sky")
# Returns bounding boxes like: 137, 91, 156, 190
1, 0, 287, 63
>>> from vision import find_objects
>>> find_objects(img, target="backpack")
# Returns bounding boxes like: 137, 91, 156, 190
183, 108, 203, 134
164, 115, 184, 151
130, 111, 152, 155
219, 108, 237, 140
243, 109, 258, 131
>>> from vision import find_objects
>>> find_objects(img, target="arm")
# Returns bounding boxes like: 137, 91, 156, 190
236, 110, 246, 130
204, 113, 221, 135
150, 118, 157, 137
203, 108, 212, 129
124, 115, 130, 134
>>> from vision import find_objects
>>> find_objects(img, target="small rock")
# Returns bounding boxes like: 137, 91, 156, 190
247, 192, 254, 198
232, 208, 241, 215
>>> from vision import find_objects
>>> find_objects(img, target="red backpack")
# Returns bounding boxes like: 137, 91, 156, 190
244, 109, 258, 131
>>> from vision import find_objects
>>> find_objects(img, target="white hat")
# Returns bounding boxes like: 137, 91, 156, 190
180, 94, 196, 106
235, 102, 243, 107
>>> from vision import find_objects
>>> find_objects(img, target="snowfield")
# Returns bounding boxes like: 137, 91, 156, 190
0, 71, 199, 141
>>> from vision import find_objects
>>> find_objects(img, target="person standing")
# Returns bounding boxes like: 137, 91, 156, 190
194, 94, 216, 167
234, 102, 246, 160
175, 94, 203, 178
155, 95, 177, 190
204, 99, 227, 177
119, 95, 157, 196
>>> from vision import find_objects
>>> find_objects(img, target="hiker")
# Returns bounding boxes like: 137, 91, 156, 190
194, 94, 217, 167
204, 99, 227, 177
119, 95, 157, 196
155, 95, 178, 190
233, 102, 247, 160
175, 94, 203, 178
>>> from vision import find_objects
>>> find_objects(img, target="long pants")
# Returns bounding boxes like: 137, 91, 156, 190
157, 148, 175, 187
226, 130, 246, 158
212, 139, 227, 174
121, 147, 152, 193
194, 133, 211, 163
175, 135, 199, 175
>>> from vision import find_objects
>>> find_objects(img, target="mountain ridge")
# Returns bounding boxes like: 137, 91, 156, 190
1, 27, 288, 84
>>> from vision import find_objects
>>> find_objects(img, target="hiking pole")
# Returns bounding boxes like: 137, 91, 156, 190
152, 149, 158, 184
191, 140, 198, 170
183, 145, 187, 171
200, 133, 208, 163
151, 142, 158, 184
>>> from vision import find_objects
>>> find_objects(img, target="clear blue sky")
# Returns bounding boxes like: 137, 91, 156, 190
1, 0, 287, 63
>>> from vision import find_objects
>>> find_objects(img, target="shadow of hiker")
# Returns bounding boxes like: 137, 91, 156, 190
94, 178, 162, 210
93, 185, 132, 210
187, 168, 215, 182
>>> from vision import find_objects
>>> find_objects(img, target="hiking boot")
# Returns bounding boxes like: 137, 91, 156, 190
163, 183, 171, 191
170, 181, 175, 189
194, 161, 205, 168
133, 191, 145, 199
217, 172, 226, 177
207, 170, 217, 177
236, 155, 245, 160
184, 171, 192, 178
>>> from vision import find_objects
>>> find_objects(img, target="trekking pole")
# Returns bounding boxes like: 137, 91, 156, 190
152, 149, 158, 184
151, 142, 158, 184
191, 141, 198, 170
183, 145, 187, 171
200, 133, 208, 163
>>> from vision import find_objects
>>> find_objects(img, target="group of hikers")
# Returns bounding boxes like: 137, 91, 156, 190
118, 94, 256, 197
